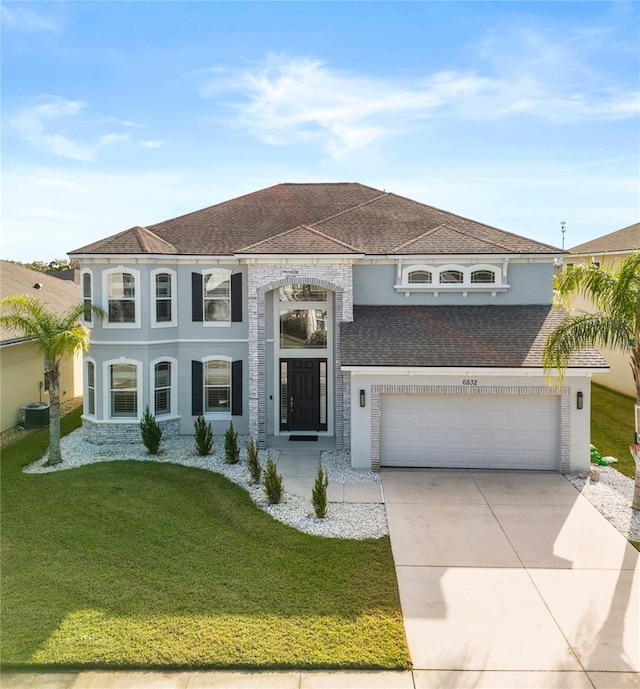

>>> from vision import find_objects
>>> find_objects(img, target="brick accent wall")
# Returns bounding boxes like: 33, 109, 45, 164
82, 417, 181, 444
247, 264, 353, 449
369, 385, 570, 472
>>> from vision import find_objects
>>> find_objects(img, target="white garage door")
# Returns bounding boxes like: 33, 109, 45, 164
381, 394, 559, 470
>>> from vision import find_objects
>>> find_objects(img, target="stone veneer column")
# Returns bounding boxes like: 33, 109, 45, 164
247, 263, 353, 449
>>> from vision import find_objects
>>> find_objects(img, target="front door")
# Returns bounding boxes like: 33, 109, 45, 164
280, 359, 327, 432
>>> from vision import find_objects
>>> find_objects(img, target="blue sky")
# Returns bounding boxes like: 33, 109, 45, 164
2, 1, 638, 262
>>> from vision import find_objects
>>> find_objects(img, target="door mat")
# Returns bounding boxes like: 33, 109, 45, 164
289, 435, 318, 442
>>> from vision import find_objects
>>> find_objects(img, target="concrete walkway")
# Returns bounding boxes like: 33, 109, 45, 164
382, 468, 640, 688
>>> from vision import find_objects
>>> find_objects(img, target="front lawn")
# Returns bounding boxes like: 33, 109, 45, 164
591, 383, 636, 479
0, 408, 410, 670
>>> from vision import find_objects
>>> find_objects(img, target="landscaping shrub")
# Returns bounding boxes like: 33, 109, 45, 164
140, 406, 162, 455
194, 415, 213, 456
246, 436, 262, 484
224, 421, 239, 464
312, 464, 329, 518
263, 453, 283, 504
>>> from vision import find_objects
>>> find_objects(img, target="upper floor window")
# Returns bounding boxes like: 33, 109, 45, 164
470, 269, 497, 284
109, 273, 135, 322
191, 269, 242, 325
103, 268, 140, 328
397, 263, 507, 297
81, 270, 93, 325
151, 269, 177, 328
439, 270, 464, 284
204, 270, 230, 322
408, 270, 432, 284
277, 284, 331, 351
279, 284, 328, 302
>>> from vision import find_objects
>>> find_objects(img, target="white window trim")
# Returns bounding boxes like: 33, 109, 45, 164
84, 357, 97, 417
202, 268, 232, 328
397, 263, 509, 297
202, 355, 232, 420
150, 268, 177, 328
103, 358, 143, 421
149, 356, 178, 418
81, 268, 94, 328
102, 267, 141, 329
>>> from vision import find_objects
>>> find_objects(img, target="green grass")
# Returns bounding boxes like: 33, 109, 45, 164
1, 408, 410, 670
591, 383, 636, 479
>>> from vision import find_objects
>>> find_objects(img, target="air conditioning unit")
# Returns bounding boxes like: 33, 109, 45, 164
19, 402, 50, 428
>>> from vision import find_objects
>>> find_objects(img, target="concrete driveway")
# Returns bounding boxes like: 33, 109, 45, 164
381, 469, 640, 689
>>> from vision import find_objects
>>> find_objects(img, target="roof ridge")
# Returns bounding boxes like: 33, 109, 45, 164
131, 225, 177, 253
439, 223, 522, 254
389, 224, 449, 252
237, 224, 361, 253
384, 191, 562, 252
299, 224, 361, 252
310, 192, 389, 228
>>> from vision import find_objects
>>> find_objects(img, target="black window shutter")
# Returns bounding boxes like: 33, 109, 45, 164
192, 273, 203, 322
231, 273, 243, 322
231, 360, 243, 416
191, 360, 203, 416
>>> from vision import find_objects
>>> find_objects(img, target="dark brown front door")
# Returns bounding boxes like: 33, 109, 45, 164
281, 359, 327, 432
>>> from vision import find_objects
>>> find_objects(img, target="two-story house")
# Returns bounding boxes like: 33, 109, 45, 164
70, 183, 607, 473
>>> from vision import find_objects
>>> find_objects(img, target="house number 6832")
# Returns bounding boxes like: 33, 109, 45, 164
462, 379, 478, 386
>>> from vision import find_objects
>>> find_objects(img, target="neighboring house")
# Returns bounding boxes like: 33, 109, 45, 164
563, 222, 640, 398
69, 183, 607, 473
45, 267, 80, 284
0, 261, 83, 432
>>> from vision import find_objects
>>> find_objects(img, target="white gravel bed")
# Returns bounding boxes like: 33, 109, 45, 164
25, 431, 388, 540
565, 466, 640, 542
320, 450, 380, 484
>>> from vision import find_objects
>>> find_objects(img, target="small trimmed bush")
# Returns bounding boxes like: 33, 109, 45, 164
263, 453, 283, 504
312, 464, 329, 518
140, 406, 162, 455
246, 436, 262, 484
194, 415, 213, 456
224, 421, 239, 464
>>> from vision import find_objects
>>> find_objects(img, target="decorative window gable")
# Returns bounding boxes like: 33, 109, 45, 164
397, 262, 508, 297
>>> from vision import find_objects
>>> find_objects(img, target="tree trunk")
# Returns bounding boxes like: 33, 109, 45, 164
45, 361, 62, 466
631, 345, 640, 511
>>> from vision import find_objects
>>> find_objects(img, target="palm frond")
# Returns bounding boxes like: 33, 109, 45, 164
543, 312, 632, 384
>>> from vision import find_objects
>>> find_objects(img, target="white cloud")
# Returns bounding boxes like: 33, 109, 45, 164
1, 6, 58, 33
9, 96, 131, 161
141, 140, 166, 149
32, 177, 89, 191
199, 44, 639, 159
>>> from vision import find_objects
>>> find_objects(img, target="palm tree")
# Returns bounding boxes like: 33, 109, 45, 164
0, 296, 103, 465
543, 251, 640, 509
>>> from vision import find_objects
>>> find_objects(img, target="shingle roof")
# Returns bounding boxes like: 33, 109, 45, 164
570, 222, 640, 254
72, 225, 177, 255
0, 261, 81, 345
340, 305, 608, 369
70, 183, 562, 257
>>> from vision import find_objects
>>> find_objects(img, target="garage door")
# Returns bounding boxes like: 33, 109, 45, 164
380, 394, 559, 470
